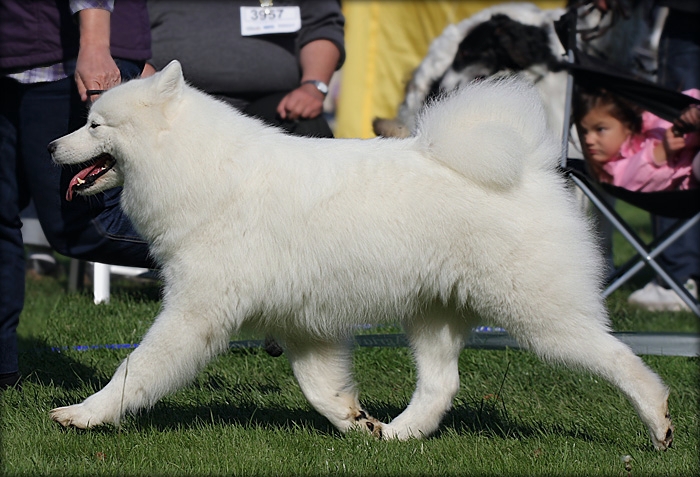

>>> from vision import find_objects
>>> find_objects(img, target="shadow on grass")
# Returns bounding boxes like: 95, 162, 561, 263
18, 336, 107, 393
436, 400, 602, 444
129, 396, 604, 446
21, 340, 603, 445
135, 400, 340, 435
18, 278, 162, 394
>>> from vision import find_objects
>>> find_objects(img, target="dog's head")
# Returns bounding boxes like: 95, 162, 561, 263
437, 14, 558, 95
49, 60, 186, 201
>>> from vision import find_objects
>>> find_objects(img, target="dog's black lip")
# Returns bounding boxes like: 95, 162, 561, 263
74, 153, 116, 190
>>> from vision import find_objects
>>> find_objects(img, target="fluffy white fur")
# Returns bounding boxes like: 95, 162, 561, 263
48, 61, 673, 450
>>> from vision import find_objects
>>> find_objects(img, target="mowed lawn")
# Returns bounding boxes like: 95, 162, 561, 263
1, 203, 698, 476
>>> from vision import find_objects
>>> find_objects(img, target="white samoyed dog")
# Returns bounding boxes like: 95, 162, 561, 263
48, 61, 673, 450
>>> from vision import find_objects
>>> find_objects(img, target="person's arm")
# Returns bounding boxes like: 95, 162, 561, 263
610, 137, 680, 191
74, 7, 121, 102
298, 39, 341, 88
276, 39, 341, 120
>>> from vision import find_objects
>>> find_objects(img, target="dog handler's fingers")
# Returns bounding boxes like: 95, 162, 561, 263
79, 72, 121, 103
285, 108, 301, 121
75, 47, 121, 102
300, 100, 323, 119
277, 96, 290, 120
289, 95, 320, 120
76, 70, 120, 102
75, 73, 89, 103
277, 96, 302, 121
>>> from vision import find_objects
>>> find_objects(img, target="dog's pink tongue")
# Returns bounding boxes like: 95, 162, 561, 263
66, 168, 91, 202
66, 157, 109, 201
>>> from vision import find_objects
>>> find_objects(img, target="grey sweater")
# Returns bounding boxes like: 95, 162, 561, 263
148, 0, 345, 104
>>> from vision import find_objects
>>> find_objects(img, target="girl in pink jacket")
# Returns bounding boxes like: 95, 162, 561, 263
575, 88, 700, 192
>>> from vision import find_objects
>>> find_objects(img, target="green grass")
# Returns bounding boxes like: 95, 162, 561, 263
2, 203, 698, 476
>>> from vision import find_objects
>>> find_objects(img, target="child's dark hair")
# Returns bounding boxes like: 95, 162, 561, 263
572, 86, 643, 134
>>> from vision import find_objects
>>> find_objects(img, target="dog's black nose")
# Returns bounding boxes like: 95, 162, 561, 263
47, 142, 56, 154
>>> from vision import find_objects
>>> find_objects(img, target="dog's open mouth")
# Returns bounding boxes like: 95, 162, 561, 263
66, 153, 116, 201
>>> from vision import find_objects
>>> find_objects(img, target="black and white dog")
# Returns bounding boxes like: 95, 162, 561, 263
373, 1, 655, 140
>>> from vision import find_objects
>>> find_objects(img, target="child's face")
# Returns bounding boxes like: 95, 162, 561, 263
579, 105, 632, 164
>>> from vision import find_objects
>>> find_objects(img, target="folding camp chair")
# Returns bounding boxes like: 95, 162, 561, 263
554, 8, 700, 316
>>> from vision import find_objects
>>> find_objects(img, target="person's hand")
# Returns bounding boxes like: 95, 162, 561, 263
676, 105, 700, 133
276, 84, 325, 121
661, 127, 688, 161
74, 8, 120, 102
277, 39, 339, 121
75, 44, 121, 102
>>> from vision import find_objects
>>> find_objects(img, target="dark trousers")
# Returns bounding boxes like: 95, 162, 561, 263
0, 60, 152, 375
654, 9, 700, 285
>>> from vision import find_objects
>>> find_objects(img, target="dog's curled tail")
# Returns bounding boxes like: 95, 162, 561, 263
415, 76, 560, 189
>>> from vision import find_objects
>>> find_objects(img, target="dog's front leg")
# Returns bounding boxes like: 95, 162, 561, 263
51, 305, 230, 428
285, 339, 383, 437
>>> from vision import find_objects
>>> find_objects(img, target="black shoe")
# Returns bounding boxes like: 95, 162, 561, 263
0, 371, 21, 391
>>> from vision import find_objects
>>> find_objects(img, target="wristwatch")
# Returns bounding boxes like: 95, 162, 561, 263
301, 80, 329, 96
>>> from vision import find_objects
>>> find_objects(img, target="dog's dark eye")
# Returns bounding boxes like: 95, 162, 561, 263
89, 122, 100, 129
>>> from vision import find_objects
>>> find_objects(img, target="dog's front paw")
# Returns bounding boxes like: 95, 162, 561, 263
378, 425, 408, 440
50, 403, 104, 429
379, 422, 426, 440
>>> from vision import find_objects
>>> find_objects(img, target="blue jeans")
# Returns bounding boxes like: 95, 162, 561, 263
0, 60, 153, 375
653, 9, 700, 286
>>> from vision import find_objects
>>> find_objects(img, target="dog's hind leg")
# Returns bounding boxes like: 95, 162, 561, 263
50, 306, 230, 429
381, 309, 471, 440
285, 339, 383, 436
508, 314, 673, 450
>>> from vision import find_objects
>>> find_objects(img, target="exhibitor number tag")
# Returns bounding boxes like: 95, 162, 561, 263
240, 6, 301, 36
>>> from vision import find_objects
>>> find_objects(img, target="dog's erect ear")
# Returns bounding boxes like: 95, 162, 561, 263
154, 60, 185, 102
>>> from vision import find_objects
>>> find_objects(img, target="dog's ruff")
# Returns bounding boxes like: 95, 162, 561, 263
48, 61, 673, 450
